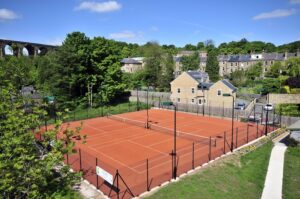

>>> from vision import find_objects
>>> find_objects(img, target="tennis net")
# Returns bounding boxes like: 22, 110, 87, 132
107, 113, 147, 128
149, 123, 217, 146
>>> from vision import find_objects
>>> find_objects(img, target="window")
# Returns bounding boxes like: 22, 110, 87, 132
191, 88, 195, 93
177, 98, 180, 102
191, 99, 194, 103
231, 63, 233, 66
203, 99, 206, 104
198, 99, 202, 105
177, 88, 181, 93
217, 90, 222, 96
235, 63, 237, 66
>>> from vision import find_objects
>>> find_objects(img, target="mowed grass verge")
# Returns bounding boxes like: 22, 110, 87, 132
146, 142, 273, 199
283, 146, 300, 199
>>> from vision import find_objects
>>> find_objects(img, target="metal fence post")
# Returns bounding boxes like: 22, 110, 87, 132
79, 149, 82, 171
246, 124, 249, 143
192, 142, 195, 169
223, 131, 226, 154
236, 128, 238, 148
209, 137, 212, 161
256, 121, 259, 138
96, 158, 98, 189
146, 159, 149, 191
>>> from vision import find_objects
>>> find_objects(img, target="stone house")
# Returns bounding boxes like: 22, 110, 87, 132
121, 57, 145, 73
170, 71, 236, 108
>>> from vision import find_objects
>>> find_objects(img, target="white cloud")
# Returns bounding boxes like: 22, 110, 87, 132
109, 31, 136, 39
109, 30, 145, 44
253, 9, 297, 20
75, 1, 121, 13
0, 8, 19, 21
290, 0, 300, 4
45, 38, 64, 46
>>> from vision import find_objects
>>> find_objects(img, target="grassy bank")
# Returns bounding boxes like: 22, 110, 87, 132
146, 142, 273, 199
283, 146, 300, 199
46, 102, 148, 123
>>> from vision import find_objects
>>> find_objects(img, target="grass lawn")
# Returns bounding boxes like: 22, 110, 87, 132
47, 102, 148, 123
146, 142, 273, 199
283, 146, 300, 199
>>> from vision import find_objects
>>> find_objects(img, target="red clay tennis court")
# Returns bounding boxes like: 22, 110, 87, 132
58, 109, 270, 198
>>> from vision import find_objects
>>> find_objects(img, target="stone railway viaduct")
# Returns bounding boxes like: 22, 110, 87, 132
0, 39, 58, 58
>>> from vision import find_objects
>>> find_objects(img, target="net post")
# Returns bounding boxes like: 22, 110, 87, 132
223, 131, 226, 154
192, 142, 195, 169
96, 157, 98, 189
247, 124, 249, 143
116, 169, 120, 199
79, 148, 82, 171
273, 108, 275, 131
146, 159, 149, 191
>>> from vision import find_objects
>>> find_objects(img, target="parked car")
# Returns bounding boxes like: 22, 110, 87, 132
235, 102, 246, 110
264, 103, 274, 111
248, 115, 261, 122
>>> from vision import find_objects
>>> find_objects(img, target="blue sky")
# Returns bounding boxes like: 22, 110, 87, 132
0, 0, 300, 47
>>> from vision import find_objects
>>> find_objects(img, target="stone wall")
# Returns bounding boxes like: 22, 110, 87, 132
269, 94, 300, 104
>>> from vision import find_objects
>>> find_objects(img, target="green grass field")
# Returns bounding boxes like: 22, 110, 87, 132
283, 146, 300, 199
146, 142, 273, 199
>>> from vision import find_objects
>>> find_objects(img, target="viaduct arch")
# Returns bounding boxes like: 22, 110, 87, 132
0, 39, 58, 58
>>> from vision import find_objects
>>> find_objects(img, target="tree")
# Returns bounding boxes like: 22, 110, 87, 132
142, 42, 163, 87
229, 70, 247, 87
184, 44, 197, 51
158, 53, 175, 91
266, 62, 284, 78
246, 62, 263, 80
0, 85, 82, 198
205, 47, 219, 82
197, 42, 205, 50
181, 52, 200, 71
286, 57, 300, 77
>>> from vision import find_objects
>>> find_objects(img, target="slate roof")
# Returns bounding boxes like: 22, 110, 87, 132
186, 71, 209, 83
198, 82, 213, 90
221, 79, 237, 92
121, 58, 142, 64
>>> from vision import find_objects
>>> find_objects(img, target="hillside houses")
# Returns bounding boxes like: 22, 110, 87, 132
175, 50, 300, 77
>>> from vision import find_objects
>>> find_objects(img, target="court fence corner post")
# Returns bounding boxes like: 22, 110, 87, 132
223, 131, 226, 154
96, 157, 98, 189
192, 142, 195, 169
146, 159, 149, 191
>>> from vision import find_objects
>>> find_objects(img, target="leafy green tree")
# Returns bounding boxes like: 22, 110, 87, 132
266, 62, 284, 78
197, 42, 205, 50
246, 62, 263, 80
229, 70, 247, 87
260, 78, 281, 94
0, 85, 81, 198
184, 44, 197, 51
0, 56, 37, 89
142, 42, 163, 87
286, 57, 300, 77
206, 47, 219, 82
181, 52, 199, 71
158, 53, 175, 91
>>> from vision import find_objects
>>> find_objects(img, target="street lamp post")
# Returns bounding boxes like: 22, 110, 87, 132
265, 93, 269, 136
223, 93, 235, 152
146, 86, 149, 129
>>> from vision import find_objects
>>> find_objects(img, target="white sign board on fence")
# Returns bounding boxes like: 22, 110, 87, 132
96, 166, 113, 185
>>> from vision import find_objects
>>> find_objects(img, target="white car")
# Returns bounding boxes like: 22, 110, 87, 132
264, 103, 273, 111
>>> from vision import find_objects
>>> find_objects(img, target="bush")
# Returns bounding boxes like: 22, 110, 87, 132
285, 77, 300, 88
285, 136, 299, 147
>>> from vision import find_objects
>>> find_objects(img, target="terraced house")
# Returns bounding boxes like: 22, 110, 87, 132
175, 50, 300, 77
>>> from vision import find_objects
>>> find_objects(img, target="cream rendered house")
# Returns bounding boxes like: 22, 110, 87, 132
170, 71, 236, 108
